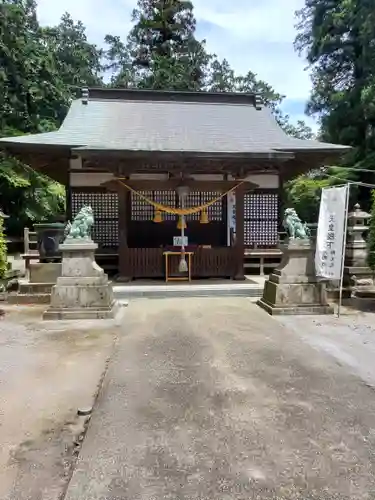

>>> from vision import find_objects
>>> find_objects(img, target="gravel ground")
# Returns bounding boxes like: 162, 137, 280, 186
0, 305, 120, 500
278, 309, 375, 388
64, 298, 375, 500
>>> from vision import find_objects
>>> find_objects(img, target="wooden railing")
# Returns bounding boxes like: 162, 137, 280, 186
23, 227, 38, 255
192, 248, 235, 278
124, 247, 235, 279
125, 248, 164, 279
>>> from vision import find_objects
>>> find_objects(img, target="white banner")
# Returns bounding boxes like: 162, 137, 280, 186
315, 185, 348, 280
227, 191, 236, 246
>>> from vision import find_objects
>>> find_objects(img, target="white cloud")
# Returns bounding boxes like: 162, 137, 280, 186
36, 0, 312, 116
193, 0, 311, 100
36, 0, 134, 45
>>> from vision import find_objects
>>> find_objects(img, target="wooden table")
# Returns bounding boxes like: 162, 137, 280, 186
163, 251, 194, 282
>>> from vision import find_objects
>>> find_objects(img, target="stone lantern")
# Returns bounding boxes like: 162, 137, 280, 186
343, 203, 371, 287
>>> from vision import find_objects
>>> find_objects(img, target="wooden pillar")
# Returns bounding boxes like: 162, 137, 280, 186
117, 187, 130, 281
65, 175, 72, 222
233, 183, 245, 280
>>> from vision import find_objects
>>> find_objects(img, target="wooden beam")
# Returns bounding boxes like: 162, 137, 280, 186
233, 183, 245, 280
102, 178, 258, 193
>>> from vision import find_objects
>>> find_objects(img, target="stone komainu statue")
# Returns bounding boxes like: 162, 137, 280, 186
65, 205, 94, 240
283, 208, 311, 240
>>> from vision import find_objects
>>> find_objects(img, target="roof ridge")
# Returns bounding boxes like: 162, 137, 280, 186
84, 87, 261, 107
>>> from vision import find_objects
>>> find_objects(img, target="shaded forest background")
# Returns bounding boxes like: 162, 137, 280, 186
1, 0, 374, 234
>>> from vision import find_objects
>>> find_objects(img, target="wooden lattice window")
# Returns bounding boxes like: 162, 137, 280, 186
244, 193, 278, 246
131, 190, 176, 221
153, 190, 176, 221
185, 191, 222, 221
71, 191, 119, 247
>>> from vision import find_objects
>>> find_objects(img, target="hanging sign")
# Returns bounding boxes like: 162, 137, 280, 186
315, 185, 348, 280
227, 191, 236, 246
173, 236, 188, 247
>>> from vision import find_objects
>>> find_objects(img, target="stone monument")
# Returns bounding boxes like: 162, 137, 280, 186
43, 206, 120, 320
257, 208, 333, 315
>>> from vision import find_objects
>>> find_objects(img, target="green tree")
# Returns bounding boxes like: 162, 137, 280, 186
0, 2, 92, 235
105, 0, 211, 91
0, 0, 67, 133
207, 58, 314, 139
42, 12, 103, 96
284, 174, 330, 223
295, 0, 375, 203
104, 35, 134, 87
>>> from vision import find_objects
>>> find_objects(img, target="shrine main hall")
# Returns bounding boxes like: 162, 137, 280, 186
0, 88, 348, 281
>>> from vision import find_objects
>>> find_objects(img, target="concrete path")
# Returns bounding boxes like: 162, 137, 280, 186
0, 305, 118, 500
65, 298, 375, 500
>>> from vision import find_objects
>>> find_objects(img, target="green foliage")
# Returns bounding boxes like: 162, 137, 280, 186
206, 61, 314, 139
295, 0, 375, 204
0, 1, 100, 235
284, 175, 331, 224
42, 13, 103, 93
0, 153, 66, 234
0, 217, 7, 279
367, 191, 375, 271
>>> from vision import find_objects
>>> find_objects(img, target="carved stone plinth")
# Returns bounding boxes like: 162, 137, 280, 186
257, 239, 333, 315
351, 287, 375, 311
43, 240, 120, 320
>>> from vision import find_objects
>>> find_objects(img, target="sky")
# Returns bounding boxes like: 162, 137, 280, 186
36, 0, 317, 131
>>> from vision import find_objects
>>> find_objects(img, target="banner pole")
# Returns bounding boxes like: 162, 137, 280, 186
337, 183, 351, 318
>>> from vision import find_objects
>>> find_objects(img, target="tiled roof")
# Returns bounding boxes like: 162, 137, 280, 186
0, 88, 350, 156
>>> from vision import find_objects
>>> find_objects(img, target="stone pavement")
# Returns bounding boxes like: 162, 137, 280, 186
62, 297, 375, 500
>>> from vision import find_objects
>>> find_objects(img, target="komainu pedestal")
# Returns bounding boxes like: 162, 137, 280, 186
257, 240, 333, 315
43, 240, 119, 320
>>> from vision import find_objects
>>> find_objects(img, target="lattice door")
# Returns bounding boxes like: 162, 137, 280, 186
244, 192, 279, 247
131, 190, 176, 221
71, 191, 119, 247
185, 191, 222, 221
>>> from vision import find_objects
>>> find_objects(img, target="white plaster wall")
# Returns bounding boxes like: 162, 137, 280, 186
227, 173, 279, 188
70, 171, 114, 187
246, 174, 279, 189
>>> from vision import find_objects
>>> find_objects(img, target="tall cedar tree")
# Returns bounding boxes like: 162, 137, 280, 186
0, 1, 101, 233
295, 0, 375, 207
126, 0, 210, 90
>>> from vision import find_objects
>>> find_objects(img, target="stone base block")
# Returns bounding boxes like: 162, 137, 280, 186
351, 296, 375, 312
48, 282, 114, 309
43, 300, 121, 320
30, 263, 61, 284
262, 280, 329, 306
9, 292, 51, 305
257, 279, 333, 316
8, 282, 53, 304
257, 298, 334, 316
